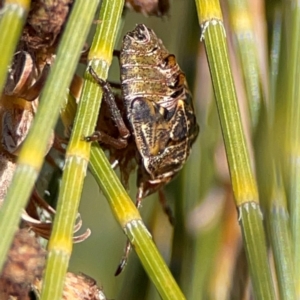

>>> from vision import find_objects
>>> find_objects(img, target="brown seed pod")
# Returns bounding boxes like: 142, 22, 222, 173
33, 272, 107, 300
0, 229, 46, 299
125, 0, 169, 16
0, 229, 103, 299
22, 0, 73, 50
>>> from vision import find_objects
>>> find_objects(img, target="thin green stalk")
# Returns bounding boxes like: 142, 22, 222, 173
0, 0, 98, 276
190, 215, 222, 300
40, 1, 125, 299
180, 98, 220, 299
269, 7, 282, 123
195, 1, 275, 298
0, 0, 30, 94
268, 180, 296, 300
90, 146, 185, 300
270, 3, 300, 297
254, 102, 296, 299
264, 7, 297, 299
282, 3, 300, 296
56, 4, 185, 297
227, 0, 263, 129
252, 6, 296, 298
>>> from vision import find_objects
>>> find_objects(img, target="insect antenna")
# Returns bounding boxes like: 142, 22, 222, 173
114, 239, 132, 276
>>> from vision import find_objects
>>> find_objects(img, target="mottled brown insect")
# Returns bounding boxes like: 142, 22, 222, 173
87, 24, 199, 274
120, 24, 199, 199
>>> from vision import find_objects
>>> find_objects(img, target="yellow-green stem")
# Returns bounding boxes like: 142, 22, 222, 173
90, 146, 185, 300
0, 0, 30, 94
40, 1, 124, 299
283, 3, 300, 295
227, 0, 262, 129
0, 0, 97, 274
195, 1, 275, 298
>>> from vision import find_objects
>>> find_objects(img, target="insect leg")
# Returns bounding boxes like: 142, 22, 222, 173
108, 82, 121, 89
114, 239, 131, 276
114, 187, 144, 276
89, 66, 130, 139
85, 67, 130, 148
85, 130, 128, 149
113, 50, 120, 59
79, 43, 90, 64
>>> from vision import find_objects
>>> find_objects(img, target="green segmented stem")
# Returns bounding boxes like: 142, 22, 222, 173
89, 145, 185, 300
0, 0, 30, 95
281, 3, 300, 297
194, 1, 275, 298
0, 0, 99, 275
227, 0, 263, 129
39, 1, 126, 299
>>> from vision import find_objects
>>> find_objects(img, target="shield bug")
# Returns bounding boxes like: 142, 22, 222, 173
86, 24, 199, 274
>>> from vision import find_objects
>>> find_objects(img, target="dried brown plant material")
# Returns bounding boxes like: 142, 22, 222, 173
1, 50, 53, 156
0, 231, 98, 299
5, 52, 36, 97
95, 93, 137, 187
33, 273, 107, 300
0, 151, 16, 208
125, 0, 169, 16
22, 0, 73, 50
0, 95, 36, 156
0, 94, 36, 206
0, 229, 46, 300
23, 193, 91, 243
0, 50, 54, 206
